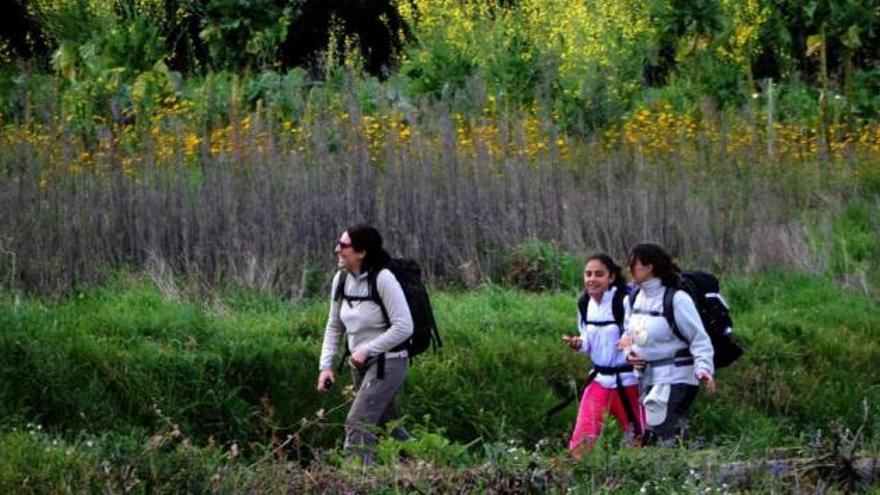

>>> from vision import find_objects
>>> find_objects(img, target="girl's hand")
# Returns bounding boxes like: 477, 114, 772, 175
349, 347, 368, 367
696, 369, 715, 393
561, 335, 583, 350
625, 350, 646, 370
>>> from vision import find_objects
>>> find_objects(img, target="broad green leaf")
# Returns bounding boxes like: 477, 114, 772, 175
806, 34, 824, 57
842, 24, 862, 50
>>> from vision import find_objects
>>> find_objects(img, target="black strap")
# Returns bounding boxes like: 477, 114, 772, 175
544, 364, 637, 419
369, 270, 408, 354
648, 356, 695, 367
614, 371, 642, 437
630, 308, 664, 317
589, 363, 642, 437
585, 320, 619, 326
333, 271, 348, 302
377, 354, 385, 379
333, 272, 350, 372
333, 269, 404, 375
577, 293, 589, 326
611, 288, 626, 326
332, 271, 383, 371
628, 287, 640, 316
648, 346, 695, 367
367, 271, 391, 327
663, 287, 688, 343
545, 369, 599, 418
592, 364, 634, 374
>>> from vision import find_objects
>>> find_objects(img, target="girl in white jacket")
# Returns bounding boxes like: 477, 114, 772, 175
619, 243, 715, 445
563, 253, 644, 456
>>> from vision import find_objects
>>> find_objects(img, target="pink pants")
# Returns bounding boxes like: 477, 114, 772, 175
569, 381, 644, 456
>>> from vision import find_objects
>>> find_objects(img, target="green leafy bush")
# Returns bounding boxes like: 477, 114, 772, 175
501, 240, 580, 292
400, 38, 475, 100
198, 0, 294, 70
850, 64, 880, 120
1, 270, 879, 461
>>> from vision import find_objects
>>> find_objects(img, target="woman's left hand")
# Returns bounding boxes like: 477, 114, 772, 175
696, 369, 715, 394
350, 347, 368, 367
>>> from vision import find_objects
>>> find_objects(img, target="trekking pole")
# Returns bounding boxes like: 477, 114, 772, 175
545, 377, 580, 419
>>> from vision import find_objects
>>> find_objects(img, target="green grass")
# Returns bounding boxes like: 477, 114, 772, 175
0, 271, 878, 492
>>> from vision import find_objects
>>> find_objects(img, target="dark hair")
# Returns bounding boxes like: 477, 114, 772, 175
628, 243, 681, 287
347, 224, 391, 272
585, 253, 627, 292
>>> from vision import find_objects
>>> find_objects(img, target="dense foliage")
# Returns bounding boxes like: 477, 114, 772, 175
2, 0, 880, 128
2, 2, 879, 492
0, 269, 878, 491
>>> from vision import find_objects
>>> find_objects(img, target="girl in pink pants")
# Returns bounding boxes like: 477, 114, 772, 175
562, 254, 644, 457
570, 378, 642, 454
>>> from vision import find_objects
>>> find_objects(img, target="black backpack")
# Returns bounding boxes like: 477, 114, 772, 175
630, 271, 743, 369
334, 258, 442, 362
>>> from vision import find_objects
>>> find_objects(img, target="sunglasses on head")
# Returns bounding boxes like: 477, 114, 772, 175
336, 240, 352, 249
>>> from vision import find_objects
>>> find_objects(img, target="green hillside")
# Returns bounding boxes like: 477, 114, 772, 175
0, 271, 877, 492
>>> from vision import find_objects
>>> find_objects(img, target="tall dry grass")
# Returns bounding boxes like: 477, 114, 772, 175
0, 84, 874, 295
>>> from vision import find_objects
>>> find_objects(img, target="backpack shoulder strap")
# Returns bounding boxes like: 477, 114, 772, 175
578, 290, 623, 330
577, 292, 589, 326
369, 268, 391, 328
663, 287, 688, 343
333, 271, 350, 372
333, 270, 348, 302
611, 287, 625, 326
628, 287, 640, 314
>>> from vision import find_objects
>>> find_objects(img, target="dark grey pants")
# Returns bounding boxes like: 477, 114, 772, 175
345, 357, 409, 464
643, 384, 699, 446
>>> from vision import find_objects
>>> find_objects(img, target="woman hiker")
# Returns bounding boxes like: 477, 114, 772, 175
316, 224, 413, 464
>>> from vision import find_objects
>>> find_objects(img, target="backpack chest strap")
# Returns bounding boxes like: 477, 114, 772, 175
630, 308, 664, 317
592, 364, 634, 374
648, 353, 694, 368
334, 270, 389, 323
585, 320, 621, 326
340, 294, 373, 302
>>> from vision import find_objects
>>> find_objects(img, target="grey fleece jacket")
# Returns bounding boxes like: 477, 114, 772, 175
318, 269, 414, 371
624, 278, 714, 387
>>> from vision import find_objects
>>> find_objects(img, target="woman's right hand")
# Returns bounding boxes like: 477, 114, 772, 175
561, 335, 582, 350
317, 370, 335, 393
